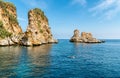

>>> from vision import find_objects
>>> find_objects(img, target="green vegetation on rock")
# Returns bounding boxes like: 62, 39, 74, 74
34, 8, 44, 15
5, 2, 16, 9
0, 21, 3, 28
37, 21, 41, 27
32, 8, 49, 34
0, 21, 12, 38
40, 29, 43, 33
0, 0, 17, 39
33, 8, 48, 21
9, 14, 18, 24
0, 28, 12, 39
0, 0, 18, 24
0, 0, 16, 9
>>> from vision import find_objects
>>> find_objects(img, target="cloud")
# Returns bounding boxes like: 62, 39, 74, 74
90, 0, 120, 19
21, 0, 47, 9
71, 0, 87, 6
18, 17, 27, 22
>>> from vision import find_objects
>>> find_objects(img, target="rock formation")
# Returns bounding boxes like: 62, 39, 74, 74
70, 29, 104, 43
0, 1, 57, 46
0, 1, 23, 45
21, 8, 57, 46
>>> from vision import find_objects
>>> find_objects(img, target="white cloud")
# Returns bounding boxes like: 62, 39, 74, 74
18, 17, 27, 22
71, 0, 87, 6
90, 0, 120, 19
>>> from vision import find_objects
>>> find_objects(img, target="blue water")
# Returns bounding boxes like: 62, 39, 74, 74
0, 39, 120, 78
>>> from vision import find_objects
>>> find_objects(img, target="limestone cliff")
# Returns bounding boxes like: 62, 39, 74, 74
0, 1, 57, 46
70, 29, 104, 43
0, 1, 22, 45
21, 8, 57, 46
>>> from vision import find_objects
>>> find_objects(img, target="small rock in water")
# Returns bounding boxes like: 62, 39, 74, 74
70, 29, 104, 43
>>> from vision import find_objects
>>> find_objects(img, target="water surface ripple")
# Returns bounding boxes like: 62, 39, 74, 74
0, 39, 120, 78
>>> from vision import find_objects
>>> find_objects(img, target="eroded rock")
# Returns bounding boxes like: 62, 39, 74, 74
0, 1, 22, 45
21, 8, 57, 46
70, 29, 104, 43
0, 1, 57, 46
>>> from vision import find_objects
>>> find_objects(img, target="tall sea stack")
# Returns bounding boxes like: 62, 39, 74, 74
21, 8, 57, 46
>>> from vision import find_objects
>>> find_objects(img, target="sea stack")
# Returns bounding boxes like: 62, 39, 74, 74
70, 29, 104, 43
0, 1, 57, 46
0, 1, 23, 45
21, 8, 57, 46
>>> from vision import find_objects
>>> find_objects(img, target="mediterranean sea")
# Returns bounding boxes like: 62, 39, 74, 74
0, 39, 120, 78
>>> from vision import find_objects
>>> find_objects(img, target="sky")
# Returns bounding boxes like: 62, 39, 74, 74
6, 0, 120, 39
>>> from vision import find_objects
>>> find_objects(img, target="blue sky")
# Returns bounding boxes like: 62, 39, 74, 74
6, 0, 120, 39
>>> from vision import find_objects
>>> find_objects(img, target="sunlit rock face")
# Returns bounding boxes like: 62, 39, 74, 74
70, 29, 104, 43
21, 8, 57, 46
0, 1, 57, 46
0, 1, 22, 45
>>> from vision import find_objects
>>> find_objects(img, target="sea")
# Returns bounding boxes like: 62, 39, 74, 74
0, 39, 120, 78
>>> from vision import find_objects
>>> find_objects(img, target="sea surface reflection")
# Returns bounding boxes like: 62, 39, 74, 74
1, 39, 120, 77
0, 44, 52, 78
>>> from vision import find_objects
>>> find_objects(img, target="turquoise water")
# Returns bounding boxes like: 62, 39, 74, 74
0, 39, 120, 78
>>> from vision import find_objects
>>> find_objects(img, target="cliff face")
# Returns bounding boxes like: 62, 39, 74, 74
21, 8, 57, 46
0, 1, 22, 45
0, 1, 57, 46
70, 29, 103, 43
0, 1, 22, 36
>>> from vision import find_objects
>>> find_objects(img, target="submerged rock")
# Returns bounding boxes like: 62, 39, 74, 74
70, 29, 104, 43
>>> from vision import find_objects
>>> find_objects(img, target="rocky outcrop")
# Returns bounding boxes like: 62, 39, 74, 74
70, 29, 104, 43
20, 8, 57, 46
0, 1, 23, 45
0, 1, 57, 46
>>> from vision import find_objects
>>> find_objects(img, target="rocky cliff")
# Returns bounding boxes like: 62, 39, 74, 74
70, 29, 104, 43
0, 1, 22, 45
21, 8, 57, 46
0, 1, 57, 46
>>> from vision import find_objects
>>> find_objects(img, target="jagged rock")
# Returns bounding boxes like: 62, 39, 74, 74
21, 8, 57, 46
0, 1, 22, 45
10, 33, 24, 45
0, 37, 14, 46
70, 29, 104, 43
70, 29, 82, 42
0, 1, 57, 46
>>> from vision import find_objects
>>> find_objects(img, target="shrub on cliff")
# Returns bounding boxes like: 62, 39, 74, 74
0, 21, 3, 28
0, 28, 12, 39
0, 0, 18, 24
0, 21, 12, 39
